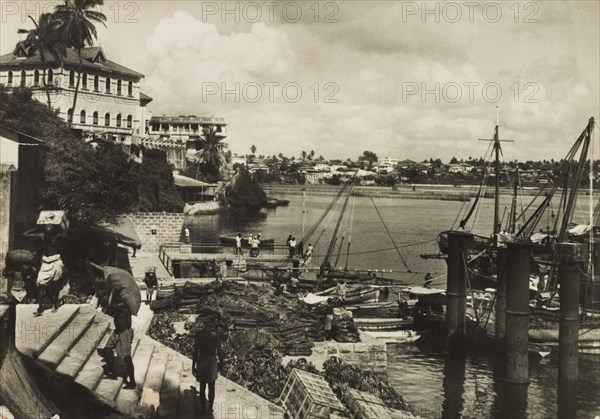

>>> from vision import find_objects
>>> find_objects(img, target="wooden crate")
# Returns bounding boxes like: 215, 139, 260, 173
279, 369, 346, 419
345, 389, 392, 419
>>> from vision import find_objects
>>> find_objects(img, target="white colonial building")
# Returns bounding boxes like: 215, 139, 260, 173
146, 115, 227, 151
0, 46, 151, 144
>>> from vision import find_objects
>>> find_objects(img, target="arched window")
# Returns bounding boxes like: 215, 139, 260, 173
20, 70, 26, 86
105, 76, 111, 93
69, 70, 75, 87
34, 70, 40, 86
80, 109, 86, 124
93, 111, 98, 125
126, 115, 133, 128
82, 73, 87, 90
47, 69, 54, 85
116, 113, 122, 127
7, 71, 13, 85
67, 108, 73, 121
116, 79, 122, 96
94, 75, 99, 91
105, 112, 110, 126
127, 81, 133, 96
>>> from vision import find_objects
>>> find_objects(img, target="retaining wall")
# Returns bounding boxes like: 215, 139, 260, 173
126, 212, 185, 253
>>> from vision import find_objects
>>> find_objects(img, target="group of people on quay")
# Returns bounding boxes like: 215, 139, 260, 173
234, 232, 263, 257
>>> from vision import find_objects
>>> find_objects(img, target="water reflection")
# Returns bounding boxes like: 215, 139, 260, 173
387, 344, 599, 419
442, 354, 466, 419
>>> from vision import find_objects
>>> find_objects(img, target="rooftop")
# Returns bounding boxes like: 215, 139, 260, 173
0, 46, 143, 79
173, 174, 217, 188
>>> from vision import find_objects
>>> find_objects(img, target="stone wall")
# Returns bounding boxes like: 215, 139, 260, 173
126, 212, 185, 253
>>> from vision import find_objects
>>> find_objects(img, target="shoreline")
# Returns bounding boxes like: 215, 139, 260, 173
261, 183, 599, 201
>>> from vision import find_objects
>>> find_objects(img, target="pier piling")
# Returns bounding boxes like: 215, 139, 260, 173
505, 243, 531, 384
556, 242, 585, 419
446, 232, 474, 355
495, 247, 508, 345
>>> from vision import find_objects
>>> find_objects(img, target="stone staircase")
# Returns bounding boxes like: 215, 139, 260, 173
15, 304, 285, 418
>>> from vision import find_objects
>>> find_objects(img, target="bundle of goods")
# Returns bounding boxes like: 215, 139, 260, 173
322, 358, 412, 412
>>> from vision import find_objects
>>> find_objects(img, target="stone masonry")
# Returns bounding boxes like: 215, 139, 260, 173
127, 212, 185, 253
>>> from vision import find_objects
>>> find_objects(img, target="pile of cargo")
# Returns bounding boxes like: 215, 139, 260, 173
150, 281, 359, 354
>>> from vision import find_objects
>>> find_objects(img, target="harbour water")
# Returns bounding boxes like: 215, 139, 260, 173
185, 192, 600, 418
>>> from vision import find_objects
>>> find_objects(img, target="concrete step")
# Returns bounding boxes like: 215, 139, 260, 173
113, 336, 155, 407
56, 316, 111, 378
156, 354, 182, 419
95, 335, 142, 402
74, 327, 115, 390
15, 305, 80, 357
177, 361, 200, 419
137, 350, 169, 414
37, 311, 97, 368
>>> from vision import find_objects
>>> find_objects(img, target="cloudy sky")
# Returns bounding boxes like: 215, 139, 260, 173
1, 1, 599, 162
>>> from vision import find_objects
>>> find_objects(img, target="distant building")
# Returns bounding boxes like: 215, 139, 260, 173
146, 115, 226, 152
379, 157, 399, 166
0, 46, 152, 144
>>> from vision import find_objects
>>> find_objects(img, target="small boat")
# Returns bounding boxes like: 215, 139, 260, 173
353, 317, 413, 331
265, 198, 290, 208
317, 285, 382, 304
218, 236, 275, 248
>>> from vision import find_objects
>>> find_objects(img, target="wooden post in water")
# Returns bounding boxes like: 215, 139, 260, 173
495, 247, 508, 345
556, 242, 585, 419
446, 231, 474, 355
505, 242, 531, 384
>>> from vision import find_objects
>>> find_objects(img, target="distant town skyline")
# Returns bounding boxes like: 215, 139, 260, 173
1, 1, 598, 162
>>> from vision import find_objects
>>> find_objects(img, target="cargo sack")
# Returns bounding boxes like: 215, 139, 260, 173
104, 266, 141, 315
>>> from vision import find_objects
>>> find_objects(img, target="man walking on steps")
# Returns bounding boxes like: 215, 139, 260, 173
193, 317, 225, 413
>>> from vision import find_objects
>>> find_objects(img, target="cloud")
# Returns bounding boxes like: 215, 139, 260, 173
142, 10, 296, 112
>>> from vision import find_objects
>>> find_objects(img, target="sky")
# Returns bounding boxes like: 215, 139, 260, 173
1, 1, 599, 162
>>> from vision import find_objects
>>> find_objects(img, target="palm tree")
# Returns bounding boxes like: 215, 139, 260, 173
250, 144, 257, 155
309, 150, 315, 160
301, 150, 307, 161
17, 14, 66, 107
195, 126, 226, 182
54, 0, 106, 126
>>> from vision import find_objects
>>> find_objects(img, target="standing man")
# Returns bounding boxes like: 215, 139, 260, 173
235, 233, 243, 255
335, 280, 347, 302
255, 233, 262, 256
192, 318, 225, 413
303, 243, 314, 266
250, 236, 259, 258
34, 253, 64, 315
289, 237, 297, 258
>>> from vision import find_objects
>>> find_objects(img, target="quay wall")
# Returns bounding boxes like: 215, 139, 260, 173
262, 184, 470, 201
127, 212, 185, 253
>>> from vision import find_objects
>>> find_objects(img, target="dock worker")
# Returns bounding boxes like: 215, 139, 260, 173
235, 233, 243, 255
424, 272, 433, 288
193, 317, 226, 413
303, 243, 314, 266
255, 233, 262, 256
336, 280, 347, 302
289, 237, 297, 258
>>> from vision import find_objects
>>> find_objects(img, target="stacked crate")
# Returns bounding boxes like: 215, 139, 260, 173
279, 369, 346, 419
345, 389, 393, 419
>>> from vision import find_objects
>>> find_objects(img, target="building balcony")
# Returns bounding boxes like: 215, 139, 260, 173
71, 122, 133, 135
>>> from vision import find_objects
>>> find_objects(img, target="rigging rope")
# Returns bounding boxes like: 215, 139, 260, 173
369, 197, 411, 272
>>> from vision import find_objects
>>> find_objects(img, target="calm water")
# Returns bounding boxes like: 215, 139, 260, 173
185, 192, 600, 418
